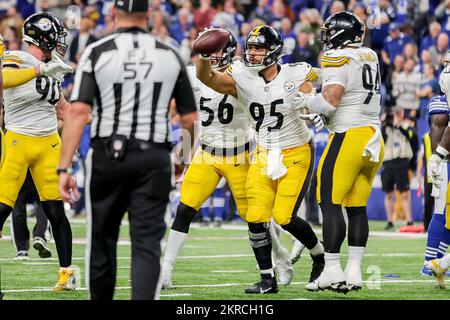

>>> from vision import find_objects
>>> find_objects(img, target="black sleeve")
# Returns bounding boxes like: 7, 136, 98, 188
70, 48, 97, 105
173, 62, 196, 115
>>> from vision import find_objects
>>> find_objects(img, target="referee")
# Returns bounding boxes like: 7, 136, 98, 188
58, 0, 197, 300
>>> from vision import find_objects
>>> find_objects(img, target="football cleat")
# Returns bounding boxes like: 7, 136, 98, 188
53, 268, 77, 291
421, 262, 450, 276
306, 253, 325, 286
345, 261, 362, 291
14, 250, 29, 260
426, 259, 447, 289
290, 239, 305, 265
275, 246, 294, 286
33, 237, 52, 258
307, 264, 348, 293
245, 276, 279, 294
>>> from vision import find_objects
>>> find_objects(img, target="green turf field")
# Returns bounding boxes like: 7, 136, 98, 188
0, 218, 448, 300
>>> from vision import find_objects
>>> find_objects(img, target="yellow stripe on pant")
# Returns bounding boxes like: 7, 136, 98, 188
445, 181, 450, 229
0, 128, 4, 169
317, 126, 384, 207
180, 148, 250, 220
0, 130, 62, 207
246, 142, 314, 225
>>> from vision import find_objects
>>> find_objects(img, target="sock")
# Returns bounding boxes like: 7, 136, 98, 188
324, 252, 341, 270
347, 206, 369, 247
424, 213, 445, 261
281, 215, 319, 249
162, 230, 189, 269
309, 240, 324, 257
347, 246, 365, 265
269, 221, 286, 259
248, 222, 273, 276
439, 227, 450, 258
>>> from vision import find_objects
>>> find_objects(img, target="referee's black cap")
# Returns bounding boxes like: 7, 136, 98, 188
114, 0, 149, 13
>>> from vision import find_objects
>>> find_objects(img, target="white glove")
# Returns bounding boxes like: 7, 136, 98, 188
40, 52, 73, 82
299, 113, 327, 131
292, 88, 316, 110
427, 153, 444, 189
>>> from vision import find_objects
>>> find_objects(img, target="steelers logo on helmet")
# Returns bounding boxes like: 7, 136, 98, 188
244, 25, 284, 72
38, 18, 52, 31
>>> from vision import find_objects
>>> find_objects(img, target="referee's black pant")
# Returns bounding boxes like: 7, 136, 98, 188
87, 138, 171, 300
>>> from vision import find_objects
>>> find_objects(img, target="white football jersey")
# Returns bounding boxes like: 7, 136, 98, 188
3, 51, 60, 137
187, 65, 251, 149
228, 61, 313, 150
321, 47, 381, 132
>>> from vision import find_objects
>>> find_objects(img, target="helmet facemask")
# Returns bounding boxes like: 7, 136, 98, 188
244, 38, 282, 72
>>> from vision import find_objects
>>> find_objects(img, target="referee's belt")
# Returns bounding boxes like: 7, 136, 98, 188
201, 142, 252, 156
93, 136, 171, 151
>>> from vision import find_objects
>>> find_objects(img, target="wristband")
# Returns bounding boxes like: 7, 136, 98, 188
435, 145, 449, 159
56, 167, 73, 175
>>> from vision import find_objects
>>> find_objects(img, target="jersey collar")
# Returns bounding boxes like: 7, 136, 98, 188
115, 27, 148, 34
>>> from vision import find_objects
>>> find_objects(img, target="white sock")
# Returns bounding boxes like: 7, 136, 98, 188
440, 255, 450, 270
347, 246, 365, 265
324, 252, 341, 269
162, 229, 188, 270
269, 221, 286, 259
310, 240, 324, 257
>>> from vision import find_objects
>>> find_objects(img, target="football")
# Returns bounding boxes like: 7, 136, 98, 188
193, 28, 230, 55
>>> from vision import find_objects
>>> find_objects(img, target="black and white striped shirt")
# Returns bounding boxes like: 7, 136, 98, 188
71, 27, 196, 143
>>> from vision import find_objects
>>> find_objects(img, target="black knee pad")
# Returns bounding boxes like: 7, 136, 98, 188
248, 222, 270, 248
171, 202, 197, 233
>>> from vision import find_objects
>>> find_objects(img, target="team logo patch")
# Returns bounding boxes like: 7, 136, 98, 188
38, 18, 52, 31
284, 81, 295, 92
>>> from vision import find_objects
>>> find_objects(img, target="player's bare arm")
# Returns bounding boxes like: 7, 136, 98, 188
196, 57, 237, 98
321, 83, 345, 108
430, 114, 450, 151
56, 94, 70, 121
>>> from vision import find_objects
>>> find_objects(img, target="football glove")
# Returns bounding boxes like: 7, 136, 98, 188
427, 153, 444, 189
40, 52, 73, 82
299, 113, 327, 131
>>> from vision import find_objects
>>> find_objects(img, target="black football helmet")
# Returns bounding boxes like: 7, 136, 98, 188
211, 31, 237, 70
244, 25, 283, 71
22, 12, 68, 56
320, 11, 365, 51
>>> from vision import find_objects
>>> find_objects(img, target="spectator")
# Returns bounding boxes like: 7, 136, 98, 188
416, 63, 440, 118
179, 26, 198, 64
381, 108, 415, 230
193, 0, 217, 31
430, 32, 449, 68
420, 49, 434, 71
392, 57, 422, 118
279, 17, 296, 63
382, 22, 411, 67
290, 30, 318, 66
169, 7, 192, 44
367, 0, 395, 51
420, 21, 441, 52
211, 0, 244, 38
435, 0, 450, 37
249, 0, 276, 25
69, 14, 97, 66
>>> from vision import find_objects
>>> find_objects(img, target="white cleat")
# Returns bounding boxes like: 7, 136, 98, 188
290, 239, 305, 265
275, 247, 294, 286
345, 261, 362, 291
307, 265, 348, 293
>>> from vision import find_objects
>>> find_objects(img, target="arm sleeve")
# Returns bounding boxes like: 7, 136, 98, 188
70, 46, 96, 105
2, 68, 37, 88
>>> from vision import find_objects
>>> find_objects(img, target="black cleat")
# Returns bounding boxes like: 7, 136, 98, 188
245, 276, 279, 294
309, 253, 325, 283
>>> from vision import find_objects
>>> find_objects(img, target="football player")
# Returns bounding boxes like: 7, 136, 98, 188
196, 25, 325, 293
421, 95, 450, 277
296, 12, 384, 292
0, 12, 76, 291
161, 31, 295, 290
